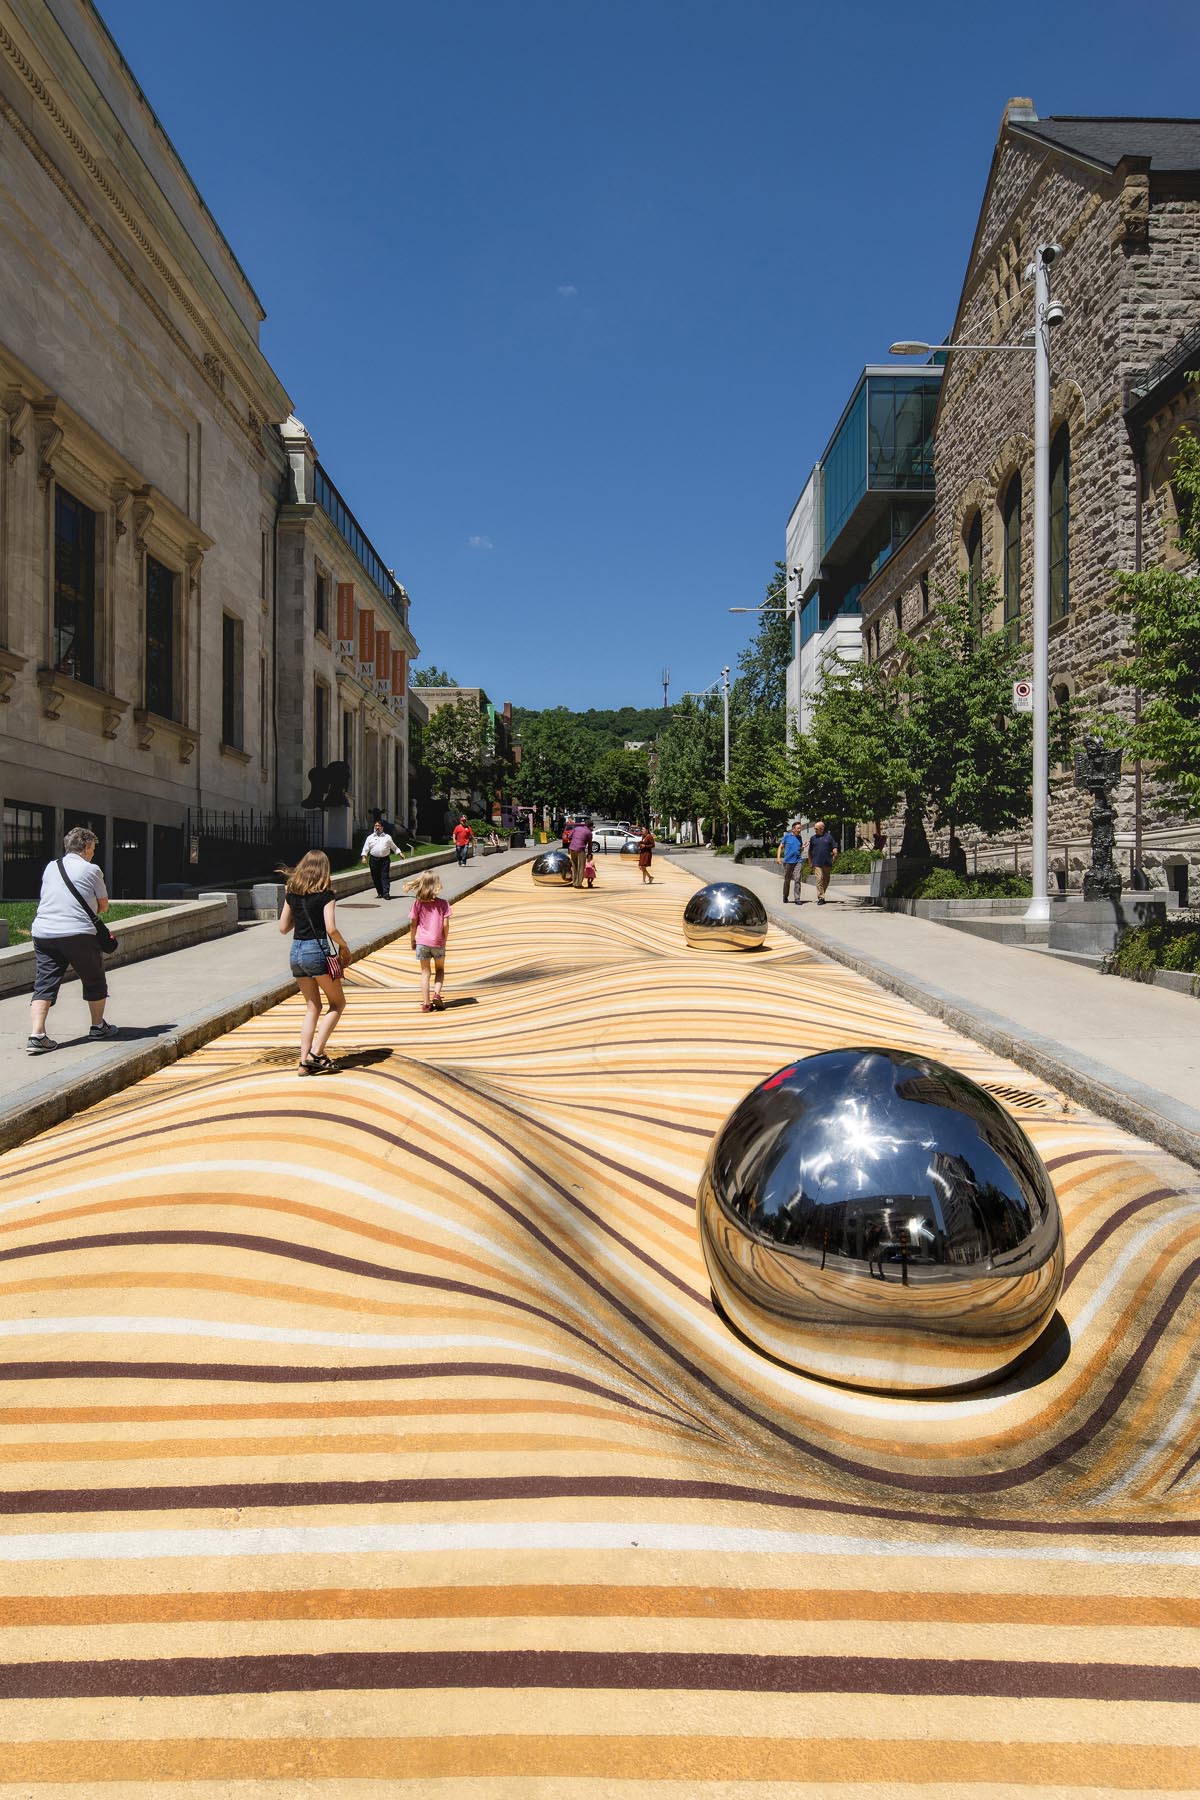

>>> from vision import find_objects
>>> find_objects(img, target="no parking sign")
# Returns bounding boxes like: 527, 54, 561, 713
1012, 679, 1033, 713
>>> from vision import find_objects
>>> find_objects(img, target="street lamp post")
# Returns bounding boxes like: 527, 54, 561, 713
890, 240, 1062, 925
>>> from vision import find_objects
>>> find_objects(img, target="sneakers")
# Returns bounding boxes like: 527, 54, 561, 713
432, 994, 446, 1011
88, 1021, 117, 1039
26, 1034, 58, 1055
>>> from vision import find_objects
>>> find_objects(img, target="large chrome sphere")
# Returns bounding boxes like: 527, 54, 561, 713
683, 881, 768, 951
698, 1047, 1064, 1392
531, 848, 574, 886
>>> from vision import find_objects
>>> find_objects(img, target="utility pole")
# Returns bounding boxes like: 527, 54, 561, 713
722, 665, 730, 845
661, 666, 670, 710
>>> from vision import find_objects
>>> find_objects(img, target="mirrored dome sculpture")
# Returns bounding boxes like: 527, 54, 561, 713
683, 882, 768, 951
698, 1046, 1064, 1391
531, 848, 574, 886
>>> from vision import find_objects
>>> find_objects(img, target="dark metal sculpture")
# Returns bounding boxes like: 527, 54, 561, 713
301, 760, 352, 810
698, 1047, 1064, 1392
1075, 735, 1123, 902
683, 882, 768, 951
531, 848, 574, 886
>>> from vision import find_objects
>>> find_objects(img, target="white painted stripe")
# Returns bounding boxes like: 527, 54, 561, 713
1094, 1361, 1200, 1504
1067, 1203, 1200, 1342
0, 1520, 1195, 1566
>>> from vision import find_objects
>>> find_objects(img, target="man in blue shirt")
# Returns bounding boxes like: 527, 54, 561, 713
807, 819, 839, 904
775, 820, 804, 903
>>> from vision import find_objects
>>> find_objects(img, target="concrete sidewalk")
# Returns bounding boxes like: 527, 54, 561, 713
0, 845, 539, 1152
669, 850, 1200, 1173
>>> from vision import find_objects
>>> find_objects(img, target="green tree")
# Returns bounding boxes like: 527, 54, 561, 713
412, 664, 458, 687
421, 697, 486, 800
731, 561, 792, 728
650, 698, 723, 835
725, 708, 789, 838
1110, 425, 1200, 815
898, 579, 1035, 854
592, 746, 650, 819
515, 707, 593, 814
781, 658, 909, 828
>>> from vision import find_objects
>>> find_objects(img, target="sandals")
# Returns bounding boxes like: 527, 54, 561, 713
420, 1002, 433, 1012
432, 994, 446, 1010
298, 1052, 336, 1076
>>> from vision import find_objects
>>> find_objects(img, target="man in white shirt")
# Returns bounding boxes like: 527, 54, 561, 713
360, 816, 404, 898
27, 825, 115, 1054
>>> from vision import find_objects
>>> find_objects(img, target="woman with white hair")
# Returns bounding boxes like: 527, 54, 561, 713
27, 825, 116, 1054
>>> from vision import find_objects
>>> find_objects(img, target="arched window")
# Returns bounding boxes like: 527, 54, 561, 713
1002, 473, 1022, 642
1049, 425, 1070, 623
964, 510, 983, 630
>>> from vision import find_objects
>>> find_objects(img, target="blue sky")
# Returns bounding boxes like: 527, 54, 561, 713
100, 0, 1198, 711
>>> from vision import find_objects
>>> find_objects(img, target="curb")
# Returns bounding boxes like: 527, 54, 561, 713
0, 850, 536, 1157
666, 856, 1200, 1177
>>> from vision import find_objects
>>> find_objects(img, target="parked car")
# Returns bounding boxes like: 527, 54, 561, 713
591, 824, 628, 853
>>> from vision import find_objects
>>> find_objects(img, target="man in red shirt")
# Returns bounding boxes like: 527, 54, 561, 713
452, 816, 474, 867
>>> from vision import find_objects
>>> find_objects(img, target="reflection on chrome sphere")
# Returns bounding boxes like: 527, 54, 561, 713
683, 882, 768, 951
698, 1046, 1064, 1392
531, 848, 574, 886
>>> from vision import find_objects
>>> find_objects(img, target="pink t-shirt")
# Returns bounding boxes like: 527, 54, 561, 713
410, 896, 451, 947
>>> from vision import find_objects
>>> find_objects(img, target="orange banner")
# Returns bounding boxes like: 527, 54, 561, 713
336, 583, 355, 641
374, 628, 391, 685
392, 648, 407, 694
357, 608, 375, 664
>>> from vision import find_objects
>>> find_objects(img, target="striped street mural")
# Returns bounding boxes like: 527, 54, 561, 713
0, 856, 1198, 1795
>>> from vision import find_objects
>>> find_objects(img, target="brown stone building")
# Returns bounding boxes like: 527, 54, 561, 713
861, 103, 1200, 899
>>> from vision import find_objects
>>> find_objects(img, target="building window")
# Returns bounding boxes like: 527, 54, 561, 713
221, 613, 244, 748
892, 599, 902, 640
342, 708, 354, 772
260, 529, 270, 600
259, 654, 269, 767
1002, 473, 1022, 642
144, 554, 178, 719
964, 510, 983, 629
315, 569, 329, 636
314, 680, 328, 765
54, 486, 97, 685
1049, 425, 1070, 623
920, 571, 930, 617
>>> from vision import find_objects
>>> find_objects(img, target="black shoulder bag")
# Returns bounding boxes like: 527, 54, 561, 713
57, 858, 119, 954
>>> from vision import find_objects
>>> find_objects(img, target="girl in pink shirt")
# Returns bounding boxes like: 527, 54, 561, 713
406, 871, 452, 1011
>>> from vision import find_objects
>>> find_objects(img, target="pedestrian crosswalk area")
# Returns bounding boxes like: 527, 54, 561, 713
0, 856, 1198, 1795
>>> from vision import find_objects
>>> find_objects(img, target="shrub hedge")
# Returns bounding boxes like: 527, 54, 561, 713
887, 866, 1033, 901
1107, 919, 1200, 982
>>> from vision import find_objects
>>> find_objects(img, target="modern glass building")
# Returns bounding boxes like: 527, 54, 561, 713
822, 367, 941, 574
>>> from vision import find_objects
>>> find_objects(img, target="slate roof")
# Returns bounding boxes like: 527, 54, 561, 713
1012, 116, 1200, 173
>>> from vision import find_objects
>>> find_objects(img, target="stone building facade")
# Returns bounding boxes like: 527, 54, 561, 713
857, 103, 1200, 895
277, 419, 418, 837
0, 0, 417, 893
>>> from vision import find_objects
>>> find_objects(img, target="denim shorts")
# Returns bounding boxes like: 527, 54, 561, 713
414, 943, 445, 962
290, 939, 330, 977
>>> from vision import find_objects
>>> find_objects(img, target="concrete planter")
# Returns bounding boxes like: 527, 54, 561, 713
0, 895, 239, 999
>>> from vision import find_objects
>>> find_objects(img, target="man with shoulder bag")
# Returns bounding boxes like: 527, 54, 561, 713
27, 826, 118, 1054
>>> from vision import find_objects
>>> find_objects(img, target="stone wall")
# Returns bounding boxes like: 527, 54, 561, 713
862, 119, 1200, 893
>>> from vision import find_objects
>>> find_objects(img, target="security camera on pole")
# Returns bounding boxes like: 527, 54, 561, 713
889, 240, 1064, 924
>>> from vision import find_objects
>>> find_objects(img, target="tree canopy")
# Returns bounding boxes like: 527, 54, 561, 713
421, 696, 486, 799
1110, 424, 1200, 816
412, 664, 458, 687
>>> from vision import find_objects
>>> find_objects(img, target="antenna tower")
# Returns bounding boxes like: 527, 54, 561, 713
661, 665, 670, 709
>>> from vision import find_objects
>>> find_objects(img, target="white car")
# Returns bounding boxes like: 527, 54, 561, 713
591, 825, 629, 853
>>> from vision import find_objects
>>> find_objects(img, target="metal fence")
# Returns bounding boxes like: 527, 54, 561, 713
185, 808, 324, 884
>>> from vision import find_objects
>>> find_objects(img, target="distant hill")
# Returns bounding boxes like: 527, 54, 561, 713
509, 705, 665, 752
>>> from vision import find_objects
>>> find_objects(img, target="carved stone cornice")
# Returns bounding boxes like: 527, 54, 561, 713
111, 481, 133, 540
184, 544, 204, 592
0, 30, 280, 457
2, 389, 31, 464
36, 666, 129, 725
33, 404, 62, 490
0, 646, 27, 704
132, 707, 197, 762
132, 495, 156, 553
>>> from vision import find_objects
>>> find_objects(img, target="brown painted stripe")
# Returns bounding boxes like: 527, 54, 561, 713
5, 1585, 1199, 1628
0, 1227, 701, 1419
0, 1361, 686, 1426
6, 1470, 1200, 1537
1061, 1187, 1181, 1293
3, 1648, 1199, 1702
